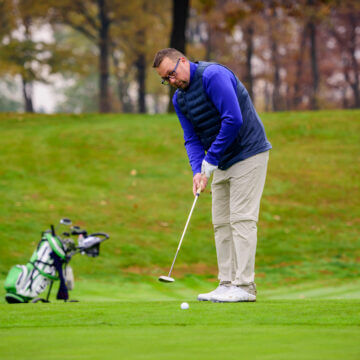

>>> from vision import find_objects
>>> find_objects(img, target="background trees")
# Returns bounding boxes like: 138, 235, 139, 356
0, 0, 358, 113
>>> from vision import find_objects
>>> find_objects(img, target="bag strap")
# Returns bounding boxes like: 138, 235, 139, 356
45, 233, 66, 260
52, 252, 68, 300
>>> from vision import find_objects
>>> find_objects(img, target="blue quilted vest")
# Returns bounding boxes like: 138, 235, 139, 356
176, 61, 271, 170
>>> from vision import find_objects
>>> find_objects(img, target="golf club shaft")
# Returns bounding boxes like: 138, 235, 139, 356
167, 194, 200, 277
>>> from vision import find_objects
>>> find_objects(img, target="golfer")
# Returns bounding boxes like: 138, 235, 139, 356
153, 48, 271, 302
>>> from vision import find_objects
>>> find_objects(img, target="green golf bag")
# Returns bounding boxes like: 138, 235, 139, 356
4, 219, 109, 304
4, 232, 69, 303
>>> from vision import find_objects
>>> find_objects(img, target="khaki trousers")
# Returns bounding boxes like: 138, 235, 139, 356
211, 151, 269, 286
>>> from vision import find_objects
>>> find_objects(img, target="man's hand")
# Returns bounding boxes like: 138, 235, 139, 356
201, 159, 218, 179
193, 173, 207, 196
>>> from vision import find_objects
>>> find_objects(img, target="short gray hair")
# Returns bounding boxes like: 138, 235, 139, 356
152, 48, 186, 68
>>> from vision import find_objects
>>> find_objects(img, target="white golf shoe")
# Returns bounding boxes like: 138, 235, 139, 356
211, 286, 256, 302
197, 284, 231, 301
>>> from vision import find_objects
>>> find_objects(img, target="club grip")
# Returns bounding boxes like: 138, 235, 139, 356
196, 180, 204, 196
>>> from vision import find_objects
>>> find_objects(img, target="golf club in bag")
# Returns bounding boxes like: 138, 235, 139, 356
4, 218, 109, 303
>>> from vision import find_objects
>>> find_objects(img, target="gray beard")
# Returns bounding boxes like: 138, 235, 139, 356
175, 80, 189, 90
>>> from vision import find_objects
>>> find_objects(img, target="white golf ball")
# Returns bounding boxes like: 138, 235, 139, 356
180, 302, 189, 310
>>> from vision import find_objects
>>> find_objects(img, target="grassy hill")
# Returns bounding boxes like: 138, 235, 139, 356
0, 110, 359, 290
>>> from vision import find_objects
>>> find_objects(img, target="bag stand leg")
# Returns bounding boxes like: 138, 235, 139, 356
31, 281, 53, 303
46, 281, 53, 302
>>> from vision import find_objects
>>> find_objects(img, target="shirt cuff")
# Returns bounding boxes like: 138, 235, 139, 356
204, 153, 219, 167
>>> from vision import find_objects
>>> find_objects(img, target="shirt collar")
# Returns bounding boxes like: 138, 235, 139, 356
189, 61, 198, 84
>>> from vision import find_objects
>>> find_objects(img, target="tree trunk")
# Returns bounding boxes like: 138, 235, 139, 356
267, 4, 282, 111
264, 81, 271, 112
22, 77, 34, 113
330, 12, 359, 109
136, 53, 146, 113
307, 0, 319, 110
244, 23, 254, 101
98, 0, 111, 113
270, 31, 282, 109
168, 0, 190, 112
271, 37, 282, 111
293, 24, 308, 109
308, 19, 319, 110
170, 0, 189, 54
22, 17, 34, 113
341, 86, 348, 109
349, 13, 360, 108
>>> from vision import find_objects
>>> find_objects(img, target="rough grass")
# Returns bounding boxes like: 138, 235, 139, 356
0, 110, 359, 288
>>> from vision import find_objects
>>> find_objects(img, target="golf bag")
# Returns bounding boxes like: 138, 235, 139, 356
4, 219, 109, 304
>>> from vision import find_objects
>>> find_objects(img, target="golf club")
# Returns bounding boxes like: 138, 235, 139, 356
159, 181, 203, 283
55, 218, 72, 236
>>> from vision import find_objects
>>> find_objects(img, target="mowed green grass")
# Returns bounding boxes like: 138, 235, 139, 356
0, 110, 360, 359
1, 278, 360, 359
1, 298, 359, 360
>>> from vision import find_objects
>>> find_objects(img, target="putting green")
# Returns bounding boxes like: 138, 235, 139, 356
1, 299, 359, 360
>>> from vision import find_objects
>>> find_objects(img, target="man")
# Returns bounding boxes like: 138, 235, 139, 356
153, 48, 271, 302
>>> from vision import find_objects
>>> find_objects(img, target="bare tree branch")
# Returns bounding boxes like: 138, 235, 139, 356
62, 18, 97, 41
73, 0, 101, 31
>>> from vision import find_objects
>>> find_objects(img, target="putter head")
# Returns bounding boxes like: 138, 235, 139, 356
158, 275, 175, 283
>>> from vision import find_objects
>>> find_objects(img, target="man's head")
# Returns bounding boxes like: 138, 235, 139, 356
153, 48, 190, 90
